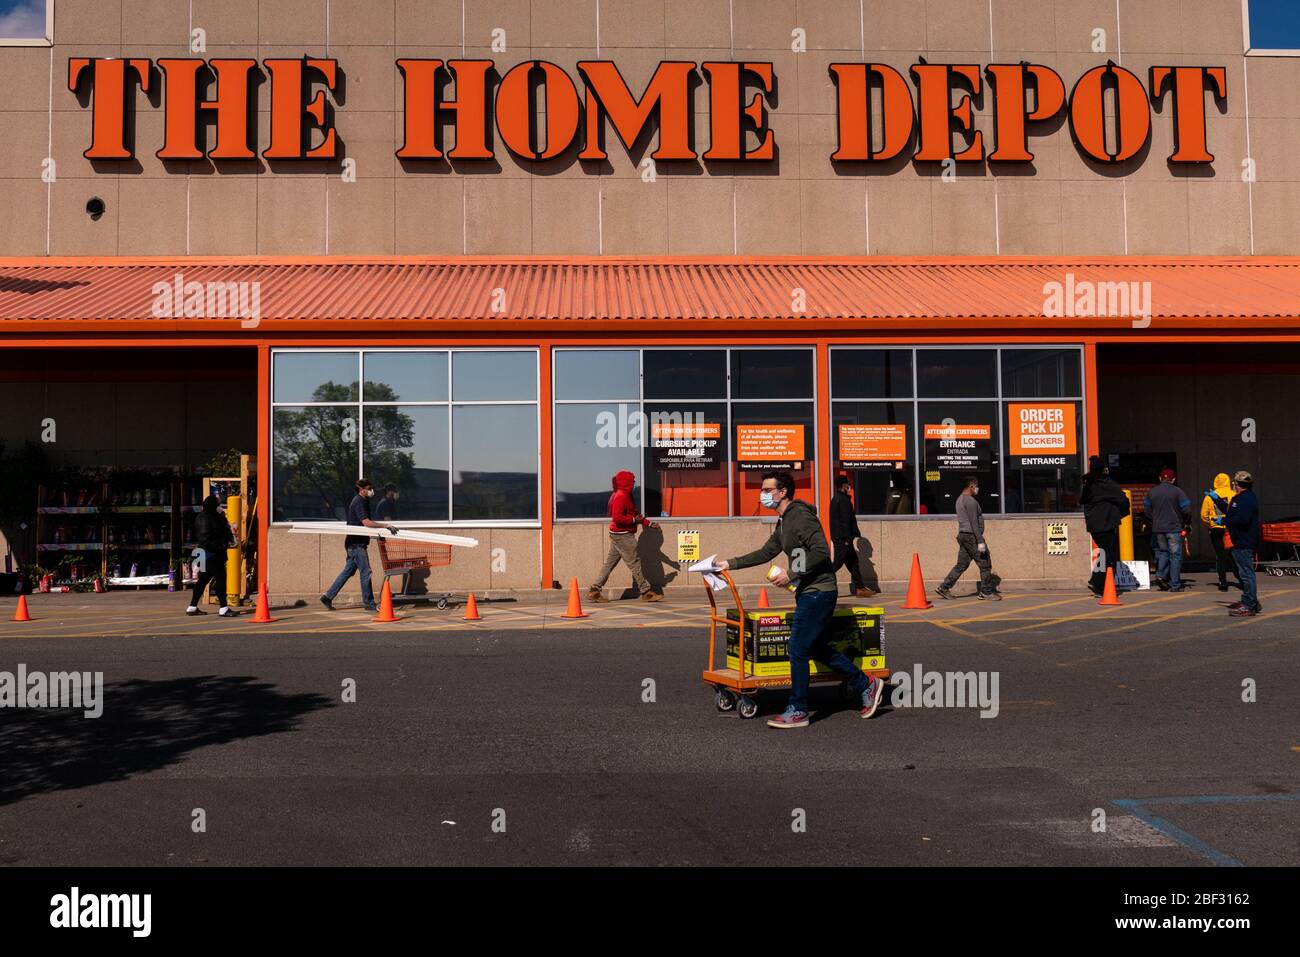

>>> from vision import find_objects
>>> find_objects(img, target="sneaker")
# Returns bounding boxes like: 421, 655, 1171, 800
1229, 606, 1259, 617
587, 587, 609, 603
854, 587, 880, 598
319, 595, 334, 611
1153, 577, 1169, 591
1167, 583, 1187, 592
217, 607, 240, 617
639, 590, 664, 602
860, 676, 884, 719
1228, 600, 1243, 610
978, 589, 1003, 601
1217, 582, 1229, 592
185, 606, 206, 616
935, 585, 955, 600
363, 604, 379, 613
767, 706, 810, 729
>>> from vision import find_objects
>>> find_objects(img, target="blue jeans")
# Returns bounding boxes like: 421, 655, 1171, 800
1153, 532, 1184, 588
1232, 548, 1259, 612
787, 589, 869, 713
325, 544, 375, 607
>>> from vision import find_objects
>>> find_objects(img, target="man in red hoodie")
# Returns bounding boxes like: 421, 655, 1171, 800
588, 471, 664, 602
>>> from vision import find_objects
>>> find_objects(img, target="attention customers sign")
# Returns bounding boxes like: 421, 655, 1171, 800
68, 57, 1227, 168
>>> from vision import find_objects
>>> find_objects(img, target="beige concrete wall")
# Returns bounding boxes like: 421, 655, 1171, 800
0, 0, 1288, 257
271, 515, 1088, 598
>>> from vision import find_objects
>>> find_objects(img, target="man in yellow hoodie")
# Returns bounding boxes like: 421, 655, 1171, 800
1201, 473, 1241, 593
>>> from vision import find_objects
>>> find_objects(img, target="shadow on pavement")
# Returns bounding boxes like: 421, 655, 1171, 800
0, 675, 333, 806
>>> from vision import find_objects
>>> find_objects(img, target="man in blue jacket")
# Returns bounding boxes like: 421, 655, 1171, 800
1225, 470, 1262, 618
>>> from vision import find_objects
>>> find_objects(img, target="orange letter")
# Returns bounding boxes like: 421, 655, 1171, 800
1149, 65, 1227, 163
396, 59, 493, 160
263, 57, 338, 160
495, 60, 581, 161
910, 62, 983, 162
829, 63, 914, 161
985, 63, 1066, 162
577, 61, 696, 161
68, 57, 152, 160
156, 58, 257, 160
701, 62, 775, 161
1069, 62, 1151, 163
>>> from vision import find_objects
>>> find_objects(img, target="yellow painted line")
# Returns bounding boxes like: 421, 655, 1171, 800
944, 593, 1100, 624
981, 591, 1197, 637
925, 617, 1045, 659
1059, 600, 1300, 667
1023, 601, 1220, 649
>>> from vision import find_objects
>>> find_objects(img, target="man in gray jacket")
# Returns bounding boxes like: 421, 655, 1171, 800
936, 475, 1001, 600
716, 470, 884, 729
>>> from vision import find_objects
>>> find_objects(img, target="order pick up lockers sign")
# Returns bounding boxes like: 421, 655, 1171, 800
68, 57, 1226, 168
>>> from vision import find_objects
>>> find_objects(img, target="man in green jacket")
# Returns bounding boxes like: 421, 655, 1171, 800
716, 471, 884, 728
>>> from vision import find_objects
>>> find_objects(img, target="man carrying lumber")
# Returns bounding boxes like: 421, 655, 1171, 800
320, 478, 399, 612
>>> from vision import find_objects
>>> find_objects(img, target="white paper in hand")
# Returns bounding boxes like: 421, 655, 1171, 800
688, 553, 729, 591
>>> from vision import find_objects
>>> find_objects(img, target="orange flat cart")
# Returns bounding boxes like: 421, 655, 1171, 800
701, 570, 891, 719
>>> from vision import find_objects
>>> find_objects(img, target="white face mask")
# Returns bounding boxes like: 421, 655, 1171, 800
760, 490, 779, 510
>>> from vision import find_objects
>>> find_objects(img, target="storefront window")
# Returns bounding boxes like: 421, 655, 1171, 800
273, 352, 358, 403
452, 404, 539, 520
917, 401, 1001, 515
272, 350, 538, 523
554, 347, 815, 519
830, 348, 913, 399
1000, 348, 1082, 398
555, 402, 641, 518
363, 405, 449, 521
554, 350, 639, 400
832, 402, 915, 515
272, 405, 359, 521
916, 349, 997, 398
364, 351, 447, 401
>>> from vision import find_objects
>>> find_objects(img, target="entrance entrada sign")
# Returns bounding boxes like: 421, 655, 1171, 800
68, 57, 1227, 168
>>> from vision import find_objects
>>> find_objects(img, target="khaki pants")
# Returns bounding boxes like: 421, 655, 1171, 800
592, 531, 650, 594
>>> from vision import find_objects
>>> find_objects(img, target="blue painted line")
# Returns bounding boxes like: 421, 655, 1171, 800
1112, 793, 1300, 867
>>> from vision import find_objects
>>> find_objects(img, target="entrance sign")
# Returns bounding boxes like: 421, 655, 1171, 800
67, 56, 1227, 170
923, 424, 992, 472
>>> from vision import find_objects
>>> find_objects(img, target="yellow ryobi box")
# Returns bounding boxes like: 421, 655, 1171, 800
724, 606, 886, 677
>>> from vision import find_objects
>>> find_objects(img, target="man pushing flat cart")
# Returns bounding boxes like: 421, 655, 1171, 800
713, 470, 886, 729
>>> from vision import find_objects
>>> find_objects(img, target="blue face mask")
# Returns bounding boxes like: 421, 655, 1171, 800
760, 490, 779, 510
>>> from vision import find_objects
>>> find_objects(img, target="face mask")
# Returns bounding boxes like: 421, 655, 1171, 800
760, 490, 779, 510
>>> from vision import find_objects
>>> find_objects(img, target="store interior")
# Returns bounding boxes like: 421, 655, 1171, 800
0, 347, 256, 592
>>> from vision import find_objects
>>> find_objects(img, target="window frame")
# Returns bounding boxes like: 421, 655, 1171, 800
829, 344, 1087, 519
1243, 0, 1300, 56
552, 345, 819, 521
0, 0, 54, 47
270, 347, 541, 528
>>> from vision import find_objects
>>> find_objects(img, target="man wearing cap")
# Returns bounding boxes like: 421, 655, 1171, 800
1145, 468, 1192, 592
1225, 470, 1262, 618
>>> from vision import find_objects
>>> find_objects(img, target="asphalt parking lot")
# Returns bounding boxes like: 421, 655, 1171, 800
1, 580, 1297, 866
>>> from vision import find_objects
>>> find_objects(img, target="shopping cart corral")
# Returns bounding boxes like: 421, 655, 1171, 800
376, 538, 460, 609
1258, 522, 1300, 576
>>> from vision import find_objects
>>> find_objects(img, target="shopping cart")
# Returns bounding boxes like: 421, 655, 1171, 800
701, 570, 891, 719
375, 538, 458, 609
1258, 522, 1300, 576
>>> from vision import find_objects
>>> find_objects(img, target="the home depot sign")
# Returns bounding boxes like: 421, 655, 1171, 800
69, 57, 1227, 167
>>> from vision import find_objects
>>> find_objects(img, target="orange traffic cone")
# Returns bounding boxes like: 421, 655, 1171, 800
560, 577, 589, 619
757, 587, 770, 608
463, 592, 482, 621
900, 553, 933, 610
373, 579, 402, 622
12, 595, 32, 622
248, 583, 278, 623
1099, 566, 1122, 606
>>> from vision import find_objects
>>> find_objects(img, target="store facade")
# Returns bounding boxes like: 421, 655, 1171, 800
4, 1, 1300, 597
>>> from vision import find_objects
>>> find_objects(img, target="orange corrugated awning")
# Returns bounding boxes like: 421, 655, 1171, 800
2, 255, 1300, 332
